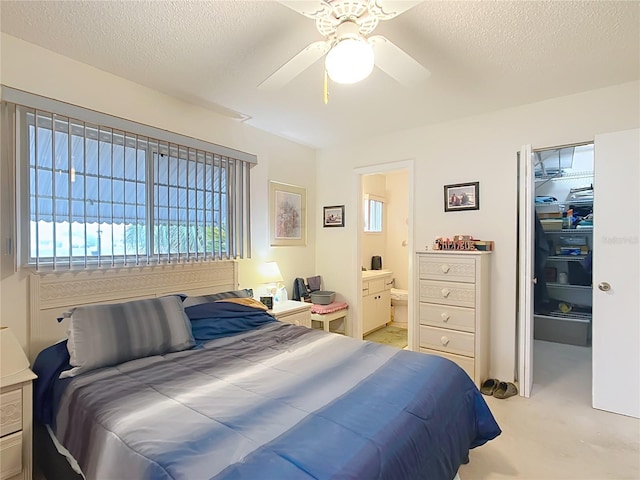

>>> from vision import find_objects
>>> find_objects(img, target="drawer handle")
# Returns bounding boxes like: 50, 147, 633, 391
441, 288, 451, 298
441, 336, 450, 346
441, 312, 450, 322
440, 264, 450, 274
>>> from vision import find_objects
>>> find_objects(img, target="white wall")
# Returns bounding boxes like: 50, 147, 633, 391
361, 174, 385, 269
0, 34, 317, 352
315, 81, 640, 381
384, 170, 409, 291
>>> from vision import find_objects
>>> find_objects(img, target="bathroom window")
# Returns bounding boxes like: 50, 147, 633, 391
364, 194, 383, 233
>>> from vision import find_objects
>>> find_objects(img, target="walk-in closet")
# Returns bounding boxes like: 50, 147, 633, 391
533, 143, 594, 346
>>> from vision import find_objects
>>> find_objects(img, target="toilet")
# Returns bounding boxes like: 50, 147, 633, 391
390, 288, 408, 326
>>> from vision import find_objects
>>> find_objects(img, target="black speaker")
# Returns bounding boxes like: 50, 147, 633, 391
371, 256, 382, 270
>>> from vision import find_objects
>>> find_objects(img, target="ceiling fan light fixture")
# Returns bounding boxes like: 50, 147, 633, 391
325, 38, 374, 84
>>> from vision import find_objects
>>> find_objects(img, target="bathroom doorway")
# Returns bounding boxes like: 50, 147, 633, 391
354, 160, 415, 350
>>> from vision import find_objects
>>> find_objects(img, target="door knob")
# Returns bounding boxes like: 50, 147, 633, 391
598, 282, 611, 292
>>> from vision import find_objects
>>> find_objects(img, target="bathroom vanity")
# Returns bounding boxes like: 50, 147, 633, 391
362, 269, 393, 335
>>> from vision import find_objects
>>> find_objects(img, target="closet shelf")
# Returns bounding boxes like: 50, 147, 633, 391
534, 171, 594, 181
535, 311, 592, 324
547, 255, 589, 262
535, 199, 593, 207
543, 227, 593, 234
547, 283, 591, 291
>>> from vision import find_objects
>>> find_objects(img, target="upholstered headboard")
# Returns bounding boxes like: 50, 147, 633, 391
29, 261, 238, 362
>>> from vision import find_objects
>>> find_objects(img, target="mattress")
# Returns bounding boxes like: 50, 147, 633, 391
34, 321, 500, 480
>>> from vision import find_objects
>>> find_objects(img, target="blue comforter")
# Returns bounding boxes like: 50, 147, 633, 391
35, 320, 500, 480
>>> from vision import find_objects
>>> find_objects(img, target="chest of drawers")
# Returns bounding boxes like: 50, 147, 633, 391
416, 251, 491, 387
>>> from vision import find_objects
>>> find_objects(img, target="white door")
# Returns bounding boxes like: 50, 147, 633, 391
517, 145, 534, 398
592, 128, 640, 418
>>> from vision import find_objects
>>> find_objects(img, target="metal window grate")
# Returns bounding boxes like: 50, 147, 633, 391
13, 104, 252, 270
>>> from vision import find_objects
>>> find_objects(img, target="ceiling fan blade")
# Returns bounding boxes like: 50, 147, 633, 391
367, 0, 423, 20
258, 41, 331, 90
278, 1, 333, 19
369, 35, 431, 87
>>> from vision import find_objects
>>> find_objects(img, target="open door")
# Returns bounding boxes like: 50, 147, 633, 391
592, 129, 640, 418
517, 145, 534, 398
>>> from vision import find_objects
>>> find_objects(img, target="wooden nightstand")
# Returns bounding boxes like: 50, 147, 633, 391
1, 369, 37, 480
270, 300, 312, 328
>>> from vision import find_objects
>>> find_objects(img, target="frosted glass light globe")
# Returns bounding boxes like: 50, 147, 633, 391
325, 38, 375, 84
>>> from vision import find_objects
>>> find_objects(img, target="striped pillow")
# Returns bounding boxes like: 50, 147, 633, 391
60, 295, 195, 378
182, 289, 252, 308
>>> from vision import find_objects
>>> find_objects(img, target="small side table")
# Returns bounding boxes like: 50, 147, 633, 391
311, 310, 347, 332
270, 300, 312, 328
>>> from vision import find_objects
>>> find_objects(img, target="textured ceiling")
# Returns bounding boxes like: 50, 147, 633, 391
1, 1, 639, 149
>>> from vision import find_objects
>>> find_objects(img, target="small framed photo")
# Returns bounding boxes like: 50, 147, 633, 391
323, 205, 345, 227
444, 182, 480, 212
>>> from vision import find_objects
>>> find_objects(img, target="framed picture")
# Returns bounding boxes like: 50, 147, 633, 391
444, 181, 480, 212
269, 181, 306, 246
323, 205, 345, 227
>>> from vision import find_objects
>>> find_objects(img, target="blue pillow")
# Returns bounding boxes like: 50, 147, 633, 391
185, 300, 276, 344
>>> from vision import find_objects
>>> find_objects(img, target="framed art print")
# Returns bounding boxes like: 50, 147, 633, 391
269, 181, 306, 246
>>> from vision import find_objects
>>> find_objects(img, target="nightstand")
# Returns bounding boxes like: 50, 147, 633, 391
270, 300, 312, 328
1, 369, 37, 480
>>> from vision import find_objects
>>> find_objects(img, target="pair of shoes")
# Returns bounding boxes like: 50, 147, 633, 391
480, 378, 500, 396
493, 381, 518, 399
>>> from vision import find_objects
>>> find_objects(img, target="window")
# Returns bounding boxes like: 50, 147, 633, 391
5, 96, 254, 270
364, 194, 383, 233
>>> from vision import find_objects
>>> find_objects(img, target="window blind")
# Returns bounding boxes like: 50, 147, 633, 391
4, 94, 253, 270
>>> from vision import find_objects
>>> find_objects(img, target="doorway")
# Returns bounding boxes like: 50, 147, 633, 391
518, 142, 594, 398
517, 129, 639, 418
353, 161, 415, 350
533, 143, 594, 403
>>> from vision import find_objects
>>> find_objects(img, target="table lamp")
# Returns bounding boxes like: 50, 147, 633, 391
259, 261, 284, 300
0, 327, 30, 378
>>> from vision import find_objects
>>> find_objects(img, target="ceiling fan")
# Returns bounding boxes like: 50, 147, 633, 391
259, 0, 431, 90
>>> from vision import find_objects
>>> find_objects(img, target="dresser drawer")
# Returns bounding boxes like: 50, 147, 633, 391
0, 390, 22, 437
419, 303, 475, 332
0, 431, 22, 480
420, 348, 475, 381
419, 255, 476, 283
419, 280, 475, 308
419, 325, 475, 357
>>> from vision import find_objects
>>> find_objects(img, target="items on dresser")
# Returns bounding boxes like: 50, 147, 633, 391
0, 327, 37, 480
416, 251, 492, 388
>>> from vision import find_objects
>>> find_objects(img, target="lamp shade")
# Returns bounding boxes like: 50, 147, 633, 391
0, 327, 30, 378
259, 261, 284, 284
325, 38, 375, 84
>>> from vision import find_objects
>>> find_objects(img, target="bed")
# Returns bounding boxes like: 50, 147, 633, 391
29, 262, 500, 480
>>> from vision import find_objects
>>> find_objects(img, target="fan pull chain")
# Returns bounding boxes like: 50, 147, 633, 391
324, 69, 329, 104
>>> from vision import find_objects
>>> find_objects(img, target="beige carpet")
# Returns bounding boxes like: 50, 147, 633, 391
459, 340, 640, 479
364, 325, 408, 349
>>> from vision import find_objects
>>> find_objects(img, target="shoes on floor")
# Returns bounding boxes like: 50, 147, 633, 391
493, 381, 518, 399
480, 378, 500, 396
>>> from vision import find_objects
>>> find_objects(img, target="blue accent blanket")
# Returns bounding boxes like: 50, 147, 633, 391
38, 323, 500, 480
